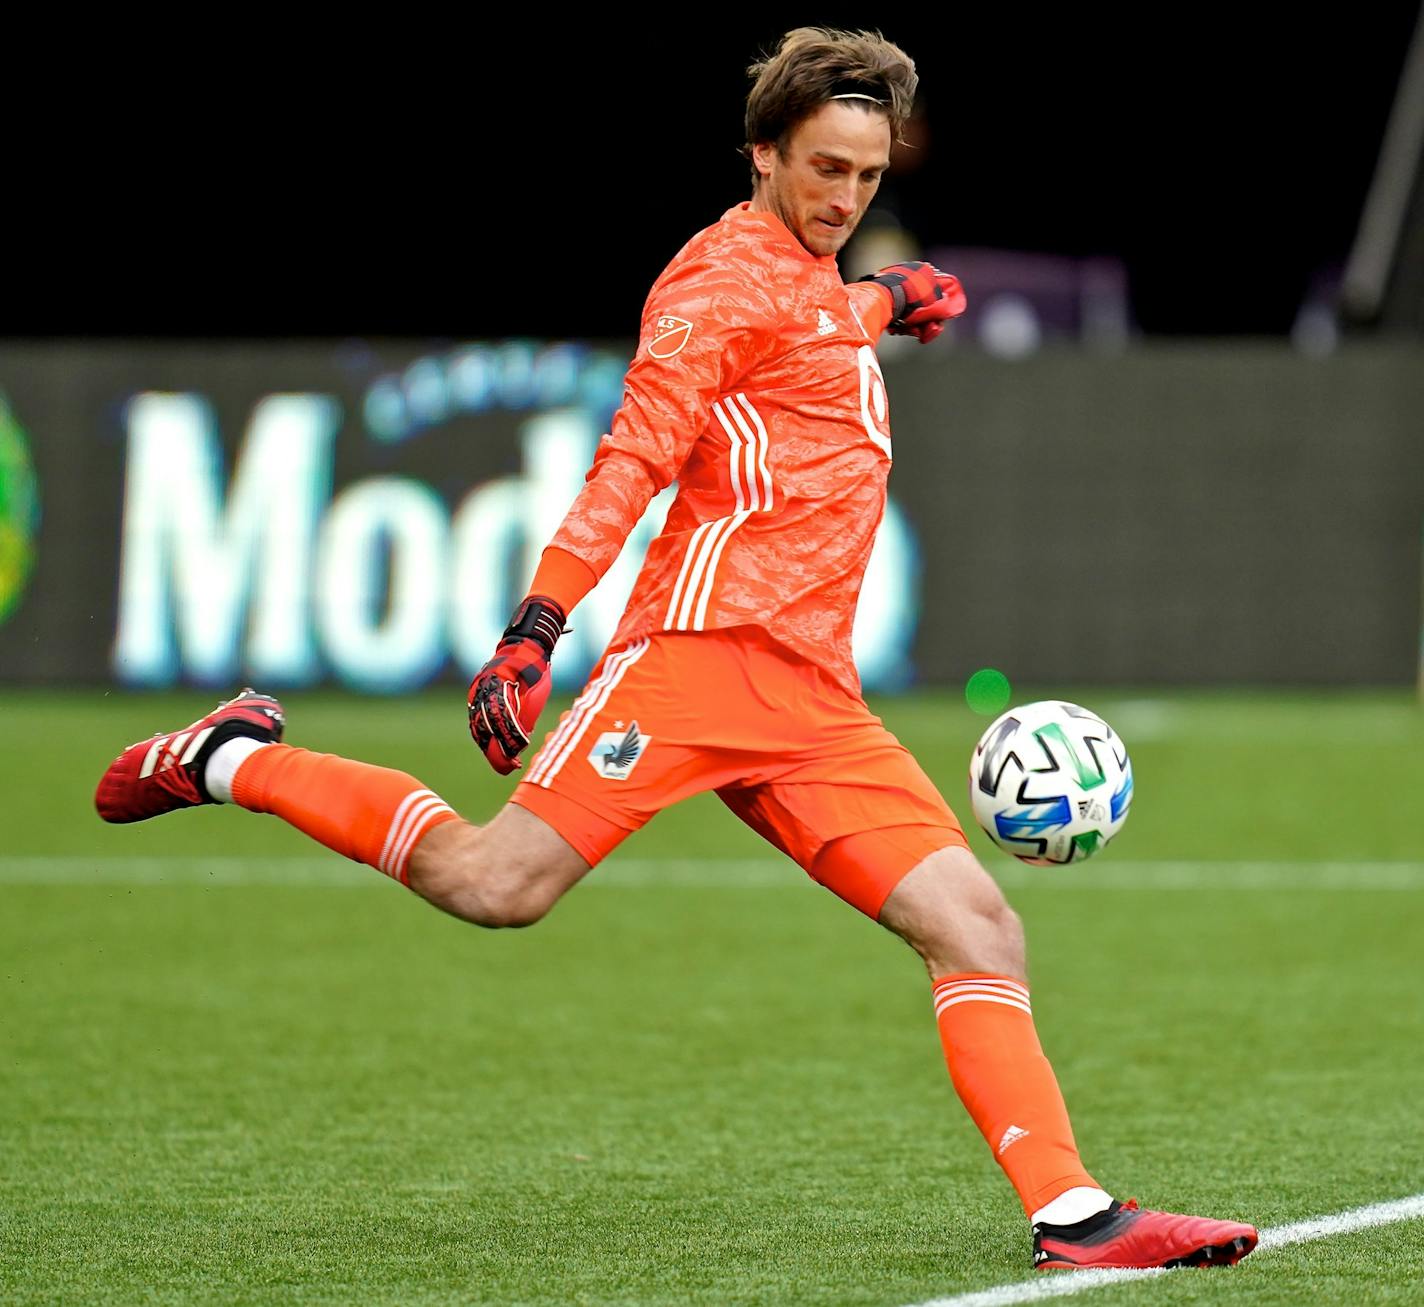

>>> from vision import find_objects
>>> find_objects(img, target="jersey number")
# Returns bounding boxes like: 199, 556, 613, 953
857, 345, 892, 457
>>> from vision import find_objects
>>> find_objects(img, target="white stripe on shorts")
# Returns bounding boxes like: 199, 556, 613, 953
525, 643, 642, 788
526, 640, 651, 788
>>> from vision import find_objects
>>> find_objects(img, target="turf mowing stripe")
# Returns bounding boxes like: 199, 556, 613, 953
3, 858, 1424, 889
0, 856, 793, 888
903, 1192, 1424, 1307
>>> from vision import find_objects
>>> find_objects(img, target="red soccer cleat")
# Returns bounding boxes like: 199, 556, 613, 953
1033, 1199, 1258, 1271
95, 690, 286, 823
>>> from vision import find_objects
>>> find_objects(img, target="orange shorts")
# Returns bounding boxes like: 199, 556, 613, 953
510, 627, 967, 918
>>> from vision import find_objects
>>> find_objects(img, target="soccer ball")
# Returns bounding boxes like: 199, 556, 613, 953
968, 700, 1133, 865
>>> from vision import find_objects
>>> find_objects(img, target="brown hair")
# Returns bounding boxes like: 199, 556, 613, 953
742, 27, 917, 181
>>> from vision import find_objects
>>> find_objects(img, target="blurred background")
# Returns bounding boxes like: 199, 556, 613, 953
2, 7, 1422, 695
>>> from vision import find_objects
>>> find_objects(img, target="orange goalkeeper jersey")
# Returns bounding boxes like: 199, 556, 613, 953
550, 202, 901, 695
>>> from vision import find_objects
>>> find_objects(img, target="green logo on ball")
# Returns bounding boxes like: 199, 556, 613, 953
0, 395, 40, 626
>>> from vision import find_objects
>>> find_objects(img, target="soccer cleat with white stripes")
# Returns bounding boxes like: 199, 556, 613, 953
95, 690, 286, 824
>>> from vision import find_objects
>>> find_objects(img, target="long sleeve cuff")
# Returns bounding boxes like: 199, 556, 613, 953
528, 545, 600, 616
846, 280, 895, 343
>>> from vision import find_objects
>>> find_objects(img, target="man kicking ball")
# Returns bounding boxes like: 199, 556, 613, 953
97, 26, 1257, 1274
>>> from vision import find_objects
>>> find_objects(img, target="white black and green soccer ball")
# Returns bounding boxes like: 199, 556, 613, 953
968, 700, 1133, 865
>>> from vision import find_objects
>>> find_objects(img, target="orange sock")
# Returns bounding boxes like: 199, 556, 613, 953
230, 745, 459, 885
932, 973, 1099, 1216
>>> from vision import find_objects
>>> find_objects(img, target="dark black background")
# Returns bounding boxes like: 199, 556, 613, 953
14, 8, 1418, 338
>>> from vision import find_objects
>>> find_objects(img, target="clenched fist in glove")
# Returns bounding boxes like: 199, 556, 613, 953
467, 595, 567, 774
857, 261, 966, 343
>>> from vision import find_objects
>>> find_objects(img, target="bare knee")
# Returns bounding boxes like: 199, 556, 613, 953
878, 845, 1027, 980
465, 876, 560, 929
914, 893, 1025, 981
414, 827, 559, 928
405, 808, 589, 929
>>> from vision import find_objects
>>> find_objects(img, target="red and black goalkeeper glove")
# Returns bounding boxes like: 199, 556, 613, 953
467, 596, 567, 775
858, 261, 967, 343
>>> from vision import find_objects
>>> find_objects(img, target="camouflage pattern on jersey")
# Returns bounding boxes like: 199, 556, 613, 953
551, 203, 897, 695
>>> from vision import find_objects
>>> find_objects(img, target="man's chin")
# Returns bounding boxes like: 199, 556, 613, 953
800, 225, 850, 257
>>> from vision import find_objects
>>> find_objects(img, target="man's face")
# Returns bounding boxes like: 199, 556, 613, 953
751, 101, 892, 258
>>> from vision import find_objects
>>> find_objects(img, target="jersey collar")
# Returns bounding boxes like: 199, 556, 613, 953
723, 201, 839, 269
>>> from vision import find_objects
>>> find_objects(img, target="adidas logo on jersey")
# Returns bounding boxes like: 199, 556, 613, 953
587, 720, 651, 780
816, 309, 837, 336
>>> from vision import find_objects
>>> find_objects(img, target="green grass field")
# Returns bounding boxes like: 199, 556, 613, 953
3, 688, 1422, 1305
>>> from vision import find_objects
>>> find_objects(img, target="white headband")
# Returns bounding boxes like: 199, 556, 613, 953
830, 92, 886, 104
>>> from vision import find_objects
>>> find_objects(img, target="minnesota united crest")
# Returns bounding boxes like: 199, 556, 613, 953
587, 720, 651, 781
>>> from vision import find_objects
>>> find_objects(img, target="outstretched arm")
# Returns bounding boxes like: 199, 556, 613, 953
855, 261, 967, 344
467, 260, 773, 773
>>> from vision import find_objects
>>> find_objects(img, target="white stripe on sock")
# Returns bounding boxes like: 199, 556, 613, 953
934, 979, 1030, 1000
378, 790, 433, 873
384, 797, 455, 882
387, 800, 456, 883
934, 994, 1034, 1018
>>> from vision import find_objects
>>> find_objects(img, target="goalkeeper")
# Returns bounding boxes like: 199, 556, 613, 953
96, 26, 1257, 1273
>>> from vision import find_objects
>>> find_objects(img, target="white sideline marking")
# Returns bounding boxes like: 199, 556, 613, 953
903, 1193, 1424, 1307
2, 857, 1424, 890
